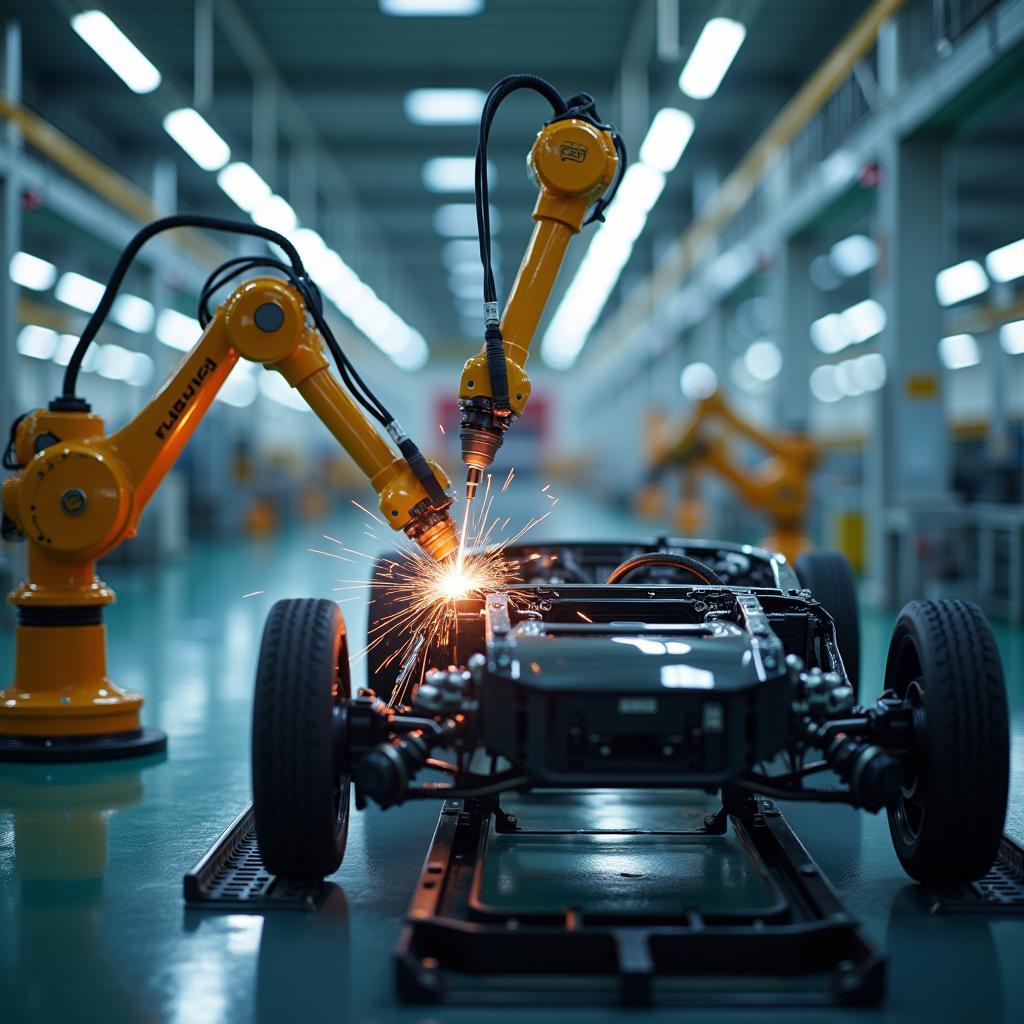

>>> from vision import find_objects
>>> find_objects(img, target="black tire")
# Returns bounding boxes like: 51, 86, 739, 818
884, 599, 1009, 884
795, 549, 861, 696
252, 598, 351, 880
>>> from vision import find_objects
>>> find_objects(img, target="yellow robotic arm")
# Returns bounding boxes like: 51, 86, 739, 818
458, 82, 621, 498
1, 269, 456, 760
649, 391, 820, 563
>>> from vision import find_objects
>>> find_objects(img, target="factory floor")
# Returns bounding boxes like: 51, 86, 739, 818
1, 486, 1023, 1024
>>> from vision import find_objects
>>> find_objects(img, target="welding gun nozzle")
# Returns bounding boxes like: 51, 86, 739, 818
465, 466, 483, 500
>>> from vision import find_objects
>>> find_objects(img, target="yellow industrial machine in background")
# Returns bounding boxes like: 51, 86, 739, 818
1, 216, 457, 762
641, 391, 820, 564
458, 77, 623, 501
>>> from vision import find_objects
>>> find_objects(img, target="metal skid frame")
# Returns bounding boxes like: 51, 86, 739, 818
395, 795, 886, 1008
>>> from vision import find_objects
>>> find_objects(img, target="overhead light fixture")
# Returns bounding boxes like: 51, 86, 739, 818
678, 17, 747, 100
393, 332, 429, 370
638, 108, 695, 174
448, 275, 482, 300
935, 259, 988, 306
381, 0, 483, 13
156, 308, 199, 351
10, 251, 57, 291
985, 238, 1024, 283
70, 10, 161, 94
422, 156, 494, 193
809, 254, 842, 291
54, 335, 79, 366
938, 333, 980, 370
999, 319, 1024, 354
829, 234, 878, 278
442, 238, 496, 271
163, 108, 230, 171
111, 293, 155, 333
679, 362, 718, 400
217, 371, 258, 408
840, 298, 886, 343
809, 313, 850, 354
251, 194, 298, 233
809, 364, 842, 403
259, 372, 310, 412
404, 88, 486, 125
16, 325, 58, 360
217, 162, 272, 213
434, 203, 498, 237
744, 339, 782, 381
55, 271, 106, 312
847, 351, 887, 391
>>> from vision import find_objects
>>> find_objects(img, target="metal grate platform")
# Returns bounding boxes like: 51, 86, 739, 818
926, 834, 1024, 914
183, 804, 325, 910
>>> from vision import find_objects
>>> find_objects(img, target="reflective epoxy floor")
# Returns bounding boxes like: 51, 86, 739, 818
1, 488, 1023, 1023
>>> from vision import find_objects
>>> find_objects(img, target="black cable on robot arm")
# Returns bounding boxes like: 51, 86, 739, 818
61, 215, 306, 400
196, 255, 394, 427
475, 75, 567, 306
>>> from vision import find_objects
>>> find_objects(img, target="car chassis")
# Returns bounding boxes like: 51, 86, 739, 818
250, 538, 1010, 893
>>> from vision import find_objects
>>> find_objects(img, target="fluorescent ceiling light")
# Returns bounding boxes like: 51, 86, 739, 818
10, 251, 57, 291
442, 238, 487, 269
423, 156, 493, 193
126, 352, 155, 387
616, 163, 666, 215
217, 372, 258, 408
679, 362, 717, 400
156, 308, 199, 351
404, 88, 486, 125
163, 108, 230, 171
55, 271, 105, 312
985, 238, 1024, 283
938, 333, 980, 370
96, 343, 135, 382
729, 356, 771, 395
678, 17, 746, 100
16, 325, 58, 360
998, 320, 1024, 355
434, 203, 498, 237
393, 331, 429, 371
744, 339, 782, 381
381, 0, 483, 13
217, 162, 272, 213
111, 293, 155, 333
809, 254, 842, 291
259, 371, 310, 412
830, 234, 877, 277
70, 10, 161, 94
809, 364, 842, 403
638, 108, 695, 174
54, 335, 79, 366
851, 352, 886, 391
935, 259, 988, 306
840, 298, 886, 343
449, 275, 482, 300
809, 313, 850, 354
251, 195, 298, 233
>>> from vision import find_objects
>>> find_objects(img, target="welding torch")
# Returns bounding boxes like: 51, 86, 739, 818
458, 77, 624, 504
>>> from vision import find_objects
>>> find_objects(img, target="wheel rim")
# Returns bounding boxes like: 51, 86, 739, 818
331, 629, 352, 838
892, 675, 926, 847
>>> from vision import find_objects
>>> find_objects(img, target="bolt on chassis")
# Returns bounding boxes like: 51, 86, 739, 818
250, 539, 1009, 888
